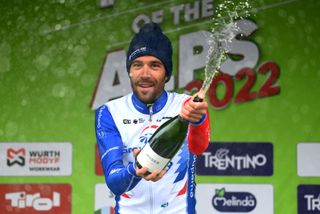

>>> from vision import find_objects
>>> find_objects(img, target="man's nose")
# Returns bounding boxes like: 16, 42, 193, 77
141, 64, 151, 77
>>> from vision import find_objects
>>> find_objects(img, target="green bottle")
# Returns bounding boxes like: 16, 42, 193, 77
136, 96, 202, 175
136, 115, 189, 175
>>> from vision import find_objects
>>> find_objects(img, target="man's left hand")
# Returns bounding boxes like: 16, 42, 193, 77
180, 92, 208, 123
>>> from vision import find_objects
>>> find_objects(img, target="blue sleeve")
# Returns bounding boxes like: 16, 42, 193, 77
95, 105, 142, 196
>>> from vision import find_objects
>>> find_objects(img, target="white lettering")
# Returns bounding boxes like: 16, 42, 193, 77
170, 5, 184, 25
33, 198, 52, 211
305, 194, 320, 211
26, 193, 40, 207
92, 19, 260, 109
5, 192, 24, 207
179, 30, 210, 88
91, 50, 130, 110
220, 19, 259, 75
184, 2, 200, 22
202, 150, 267, 170
132, 14, 151, 33
131, 10, 164, 33
152, 10, 164, 25
202, 0, 214, 18
170, 0, 214, 25
213, 196, 256, 207
5, 192, 60, 210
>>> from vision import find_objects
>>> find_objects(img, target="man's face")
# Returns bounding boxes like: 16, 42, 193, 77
129, 56, 167, 104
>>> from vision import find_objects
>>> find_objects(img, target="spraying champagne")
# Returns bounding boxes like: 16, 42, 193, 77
136, 18, 240, 175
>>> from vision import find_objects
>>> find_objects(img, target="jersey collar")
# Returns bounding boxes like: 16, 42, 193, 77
132, 91, 168, 114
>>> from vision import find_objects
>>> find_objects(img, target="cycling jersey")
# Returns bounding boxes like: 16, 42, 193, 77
95, 91, 210, 214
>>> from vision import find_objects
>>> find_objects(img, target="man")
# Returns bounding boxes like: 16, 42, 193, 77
95, 22, 210, 214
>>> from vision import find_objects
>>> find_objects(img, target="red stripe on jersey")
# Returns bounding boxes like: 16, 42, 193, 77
122, 193, 130, 198
177, 182, 187, 196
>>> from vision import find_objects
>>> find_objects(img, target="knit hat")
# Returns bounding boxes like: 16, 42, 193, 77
126, 22, 173, 82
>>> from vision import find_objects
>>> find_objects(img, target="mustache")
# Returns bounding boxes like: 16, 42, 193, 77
135, 78, 156, 86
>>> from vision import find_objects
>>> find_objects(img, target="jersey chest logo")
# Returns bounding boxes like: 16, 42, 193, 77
139, 125, 158, 145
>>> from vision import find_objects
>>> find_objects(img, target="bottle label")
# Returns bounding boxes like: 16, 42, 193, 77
137, 144, 170, 172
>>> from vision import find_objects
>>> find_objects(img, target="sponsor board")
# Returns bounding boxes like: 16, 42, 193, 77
0, 184, 71, 213
196, 142, 273, 176
298, 184, 320, 214
94, 183, 115, 214
196, 184, 273, 214
297, 143, 320, 177
0, 142, 72, 176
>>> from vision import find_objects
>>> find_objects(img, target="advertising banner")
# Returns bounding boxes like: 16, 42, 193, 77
1, 0, 319, 213
298, 184, 320, 214
196, 183, 274, 214
297, 143, 320, 177
94, 184, 115, 214
196, 142, 273, 176
0, 143, 72, 176
0, 184, 71, 213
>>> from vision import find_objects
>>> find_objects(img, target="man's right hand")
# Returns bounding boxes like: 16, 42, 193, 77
133, 148, 166, 182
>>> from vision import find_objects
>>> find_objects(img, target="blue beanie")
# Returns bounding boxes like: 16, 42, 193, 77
126, 22, 173, 82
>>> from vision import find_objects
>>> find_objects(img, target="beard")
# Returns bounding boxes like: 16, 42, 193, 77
130, 77, 165, 104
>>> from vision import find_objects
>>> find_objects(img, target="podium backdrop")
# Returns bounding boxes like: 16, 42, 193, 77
1, 0, 319, 213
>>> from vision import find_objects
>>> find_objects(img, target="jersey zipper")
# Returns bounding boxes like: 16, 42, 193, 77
147, 104, 153, 122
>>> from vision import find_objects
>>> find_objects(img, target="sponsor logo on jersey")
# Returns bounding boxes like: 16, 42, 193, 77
139, 125, 158, 145
123, 119, 131, 124
123, 118, 145, 124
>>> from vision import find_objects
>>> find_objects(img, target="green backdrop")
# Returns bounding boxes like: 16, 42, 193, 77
1, 0, 320, 213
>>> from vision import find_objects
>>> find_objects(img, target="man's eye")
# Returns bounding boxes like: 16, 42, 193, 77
132, 63, 142, 68
151, 63, 161, 69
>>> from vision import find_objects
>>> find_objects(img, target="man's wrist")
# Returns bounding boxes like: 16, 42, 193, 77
190, 114, 206, 126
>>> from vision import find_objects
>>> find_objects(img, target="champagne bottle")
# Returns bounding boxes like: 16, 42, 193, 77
135, 96, 203, 175
136, 115, 189, 175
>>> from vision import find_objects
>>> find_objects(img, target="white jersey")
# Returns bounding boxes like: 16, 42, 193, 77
95, 91, 207, 214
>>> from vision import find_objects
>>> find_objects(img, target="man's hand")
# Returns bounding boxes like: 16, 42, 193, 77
180, 91, 208, 123
133, 149, 166, 182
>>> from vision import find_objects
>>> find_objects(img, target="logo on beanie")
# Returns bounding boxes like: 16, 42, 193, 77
128, 47, 147, 61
